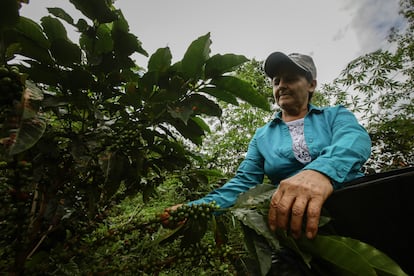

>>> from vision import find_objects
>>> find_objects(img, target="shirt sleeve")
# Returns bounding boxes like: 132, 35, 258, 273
188, 131, 265, 209
304, 106, 372, 188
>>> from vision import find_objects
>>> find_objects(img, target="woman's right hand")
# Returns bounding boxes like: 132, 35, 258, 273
160, 204, 184, 228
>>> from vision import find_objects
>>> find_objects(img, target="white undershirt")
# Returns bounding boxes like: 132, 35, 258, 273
285, 118, 311, 164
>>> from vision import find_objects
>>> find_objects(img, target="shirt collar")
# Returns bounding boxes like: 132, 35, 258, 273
270, 104, 323, 125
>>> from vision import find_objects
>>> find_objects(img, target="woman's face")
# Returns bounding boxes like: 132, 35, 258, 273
272, 72, 316, 113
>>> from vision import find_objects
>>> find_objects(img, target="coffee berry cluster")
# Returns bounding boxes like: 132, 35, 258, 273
168, 202, 220, 222
0, 65, 24, 106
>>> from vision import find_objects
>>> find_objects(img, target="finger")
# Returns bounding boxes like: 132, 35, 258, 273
274, 194, 296, 230
289, 197, 308, 239
305, 198, 323, 239
166, 203, 183, 213
268, 190, 283, 231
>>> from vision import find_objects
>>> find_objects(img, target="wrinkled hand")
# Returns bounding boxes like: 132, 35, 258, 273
268, 170, 333, 239
160, 204, 184, 229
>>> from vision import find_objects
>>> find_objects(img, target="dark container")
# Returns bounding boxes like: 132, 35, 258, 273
325, 167, 414, 275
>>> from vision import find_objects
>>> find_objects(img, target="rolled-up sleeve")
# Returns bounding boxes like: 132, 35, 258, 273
189, 132, 265, 209
304, 106, 371, 188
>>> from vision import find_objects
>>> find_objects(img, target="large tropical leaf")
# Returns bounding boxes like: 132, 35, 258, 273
63, 66, 95, 90
167, 94, 221, 126
41, 16, 81, 65
40, 16, 68, 41
51, 39, 82, 65
147, 47, 172, 73
69, 0, 118, 23
166, 117, 205, 145
181, 32, 211, 79
5, 16, 52, 63
47, 7, 75, 26
212, 76, 270, 111
191, 116, 211, 133
22, 61, 62, 87
233, 184, 275, 208
241, 224, 273, 276
297, 235, 408, 276
99, 150, 130, 200
112, 30, 143, 57
15, 16, 50, 49
5, 32, 53, 64
199, 86, 239, 105
232, 183, 409, 276
8, 81, 46, 155
95, 24, 114, 54
205, 53, 249, 78
180, 94, 222, 117
112, 11, 148, 57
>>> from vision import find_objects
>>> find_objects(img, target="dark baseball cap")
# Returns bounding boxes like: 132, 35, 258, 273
264, 52, 317, 80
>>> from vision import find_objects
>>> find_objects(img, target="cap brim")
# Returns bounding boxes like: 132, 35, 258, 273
264, 52, 305, 78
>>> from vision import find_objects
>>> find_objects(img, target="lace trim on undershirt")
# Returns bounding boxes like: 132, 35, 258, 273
285, 118, 311, 164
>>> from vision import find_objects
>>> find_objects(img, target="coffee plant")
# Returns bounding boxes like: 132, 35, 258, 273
0, 0, 269, 274
0, 0, 412, 274
0, 65, 24, 106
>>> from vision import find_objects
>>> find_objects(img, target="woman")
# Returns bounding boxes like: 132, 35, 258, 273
173, 51, 372, 240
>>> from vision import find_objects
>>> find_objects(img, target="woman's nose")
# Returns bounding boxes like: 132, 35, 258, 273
278, 77, 288, 87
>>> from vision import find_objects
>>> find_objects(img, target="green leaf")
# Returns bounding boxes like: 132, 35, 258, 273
297, 235, 401, 276
149, 88, 182, 103
167, 94, 221, 125
15, 16, 50, 49
148, 47, 172, 73
232, 209, 281, 254
181, 33, 211, 79
234, 184, 276, 208
154, 223, 187, 246
241, 225, 273, 276
64, 67, 94, 90
0, 0, 20, 30
40, 16, 81, 65
24, 61, 62, 86
9, 81, 46, 155
55, 257, 80, 275
113, 30, 142, 57
69, 0, 118, 23
167, 105, 193, 125
212, 216, 228, 245
167, 117, 204, 145
299, 235, 408, 276
8, 115, 47, 155
200, 86, 239, 105
76, 18, 89, 32
191, 116, 211, 133
181, 94, 222, 117
112, 10, 129, 33
205, 54, 249, 78
21, 81, 44, 118
212, 76, 270, 110
50, 39, 81, 65
180, 219, 209, 247
99, 151, 130, 200
41, 16, 69, 41
47, 7, 75, 26
95, 23, 114, 54
6, 33, 53, 64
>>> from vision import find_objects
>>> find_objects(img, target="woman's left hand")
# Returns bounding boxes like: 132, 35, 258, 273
268, 170, 333, 239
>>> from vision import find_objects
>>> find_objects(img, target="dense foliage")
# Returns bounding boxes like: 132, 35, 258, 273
0, 0, 269, 274
321, 0, 414, 171
0, 0, 413, 275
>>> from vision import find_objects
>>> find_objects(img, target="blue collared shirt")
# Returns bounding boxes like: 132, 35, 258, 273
190, 104, 372, 209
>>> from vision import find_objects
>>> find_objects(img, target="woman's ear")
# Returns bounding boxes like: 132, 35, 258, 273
309, 79, 317, 92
